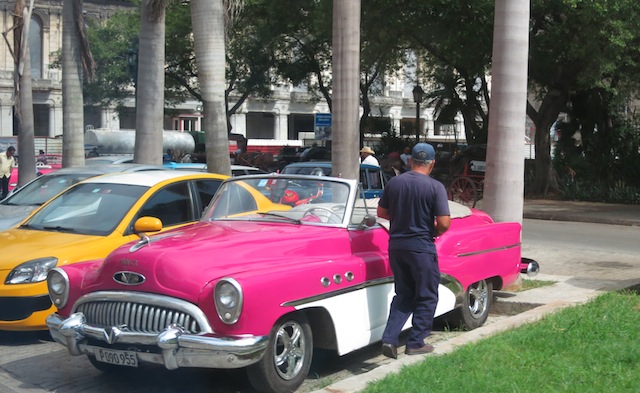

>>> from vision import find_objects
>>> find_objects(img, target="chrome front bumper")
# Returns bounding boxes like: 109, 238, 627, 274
46, 312, 269, 370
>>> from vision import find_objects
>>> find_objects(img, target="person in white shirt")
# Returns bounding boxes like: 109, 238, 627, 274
360, 146, 380, 167
0, 146, 16, 199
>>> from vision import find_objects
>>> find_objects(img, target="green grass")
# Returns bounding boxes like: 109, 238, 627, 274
517, 278, 557, 291
362, 291, 640, 393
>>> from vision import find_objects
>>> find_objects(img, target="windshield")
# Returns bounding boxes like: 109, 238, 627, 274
22, 183, 147, 236
203, 176, 352, 225
1, 173, 96, 206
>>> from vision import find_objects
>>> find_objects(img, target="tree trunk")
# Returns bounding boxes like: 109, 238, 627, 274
191, 0, 230, 176
62, 0, 86, 168
526, 89, 565, 196
483, 0, 529, 223
331, 0, 361, 182
134, 0, 165, 165
14, 0, 36, 187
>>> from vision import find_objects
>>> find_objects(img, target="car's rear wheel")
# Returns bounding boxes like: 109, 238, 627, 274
448, 279, 493, 330
247, 314, 313, 393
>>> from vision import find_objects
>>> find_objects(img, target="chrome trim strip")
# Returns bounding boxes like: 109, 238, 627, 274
281, 273, 465, 309
456, 243, 520, 257
282, 277, 393, 307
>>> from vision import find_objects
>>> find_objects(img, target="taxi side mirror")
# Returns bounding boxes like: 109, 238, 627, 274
134, 216, 163, 233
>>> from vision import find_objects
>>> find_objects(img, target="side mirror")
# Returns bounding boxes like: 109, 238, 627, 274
134, 216, 163, 233
359, 214, 378, 229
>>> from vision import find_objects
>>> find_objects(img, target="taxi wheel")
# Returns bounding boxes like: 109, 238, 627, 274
247, 314, 313, 393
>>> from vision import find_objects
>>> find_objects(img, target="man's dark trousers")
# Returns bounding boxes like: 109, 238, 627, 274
382, 249, 440, 349
0, 175, 9, 199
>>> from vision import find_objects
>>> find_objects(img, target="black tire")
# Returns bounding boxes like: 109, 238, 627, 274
448, 279, 493, 330
247, 314, 313, 393
448, 177, 478, 208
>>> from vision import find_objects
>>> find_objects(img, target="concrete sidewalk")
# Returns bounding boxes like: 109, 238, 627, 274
313, 199, 640, 393
522, 199, 640, 227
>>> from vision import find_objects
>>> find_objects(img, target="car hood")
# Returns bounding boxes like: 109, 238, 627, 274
91, 221, 351, 303
0, 228, 123, 270
0, 205, 37, 231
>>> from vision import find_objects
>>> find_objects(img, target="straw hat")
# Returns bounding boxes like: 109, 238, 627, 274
360, 146, 375, 155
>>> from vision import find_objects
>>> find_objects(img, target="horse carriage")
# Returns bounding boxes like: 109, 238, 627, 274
433, 144, 486, 208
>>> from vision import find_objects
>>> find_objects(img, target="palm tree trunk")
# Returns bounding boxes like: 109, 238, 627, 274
134, 0, 165, 165
14, 0, 36, 187
191, 0, 230, 175
331, 0, 361, 182
482, 0, 530, 223
62, 0, 86, 168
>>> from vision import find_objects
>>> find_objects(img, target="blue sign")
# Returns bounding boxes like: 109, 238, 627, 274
314, 113, 332, 127
314, 113, 332, 141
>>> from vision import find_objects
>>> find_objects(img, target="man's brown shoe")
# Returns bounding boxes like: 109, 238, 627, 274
382, 343, 397, 359
405, 344, 434, 355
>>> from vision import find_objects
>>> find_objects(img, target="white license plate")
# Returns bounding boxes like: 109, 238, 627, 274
93, 347, 138, 367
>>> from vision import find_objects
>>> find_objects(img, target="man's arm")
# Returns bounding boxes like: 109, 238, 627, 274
434, 215, 451, 236
377, 205, 390, 220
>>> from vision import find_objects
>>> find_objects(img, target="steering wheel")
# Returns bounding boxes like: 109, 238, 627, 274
301, 207, 343, 224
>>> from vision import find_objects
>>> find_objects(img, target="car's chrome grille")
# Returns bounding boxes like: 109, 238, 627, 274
76, 301, 203, 334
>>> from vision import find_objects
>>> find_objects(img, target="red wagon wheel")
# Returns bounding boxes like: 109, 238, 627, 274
448, 176, 478, 208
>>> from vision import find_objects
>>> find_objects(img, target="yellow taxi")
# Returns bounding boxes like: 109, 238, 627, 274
0, 170, 229, 331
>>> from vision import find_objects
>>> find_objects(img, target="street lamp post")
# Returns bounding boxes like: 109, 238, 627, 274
412, 84, 425, 143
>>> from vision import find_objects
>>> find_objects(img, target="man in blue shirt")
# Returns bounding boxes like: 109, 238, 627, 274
377, 143, 451, 358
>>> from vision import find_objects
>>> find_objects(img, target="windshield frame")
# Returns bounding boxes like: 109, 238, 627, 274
202, 174, 360, 227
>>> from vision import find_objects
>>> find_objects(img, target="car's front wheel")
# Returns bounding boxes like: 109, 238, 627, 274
247, 314, 313, 393
447, 279, 493, 330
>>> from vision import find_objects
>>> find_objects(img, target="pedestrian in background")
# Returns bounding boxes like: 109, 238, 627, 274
377, 142, 451, 359
400, 146, 411, 171
359, 146, 380, 167
37, 150, 47, 164
0, 146, 16, 199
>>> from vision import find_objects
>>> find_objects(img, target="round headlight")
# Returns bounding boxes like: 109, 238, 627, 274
217, 282, 238, 308
48, 271, 66, 295
214, 278, 243, 324
47, 268, 69, 308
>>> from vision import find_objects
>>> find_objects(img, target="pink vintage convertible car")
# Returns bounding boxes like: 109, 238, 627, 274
46, 174, 539, 393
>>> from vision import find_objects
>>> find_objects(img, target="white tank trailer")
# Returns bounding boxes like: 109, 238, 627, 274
85, 129, 196, 155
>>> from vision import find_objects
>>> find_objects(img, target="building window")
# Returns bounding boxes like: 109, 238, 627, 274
29, 16, 43, 79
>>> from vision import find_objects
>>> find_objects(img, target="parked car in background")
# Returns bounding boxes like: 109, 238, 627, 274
7, 154, 63, 192
85, 155, 134, 165
164, 162, 267, 176
47, 174, 538, 393
0, 164, 166, 231
281, 161, 386, 198
0, 171, 229, 331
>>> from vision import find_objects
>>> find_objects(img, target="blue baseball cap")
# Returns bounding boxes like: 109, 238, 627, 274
411, 143, 435, 162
